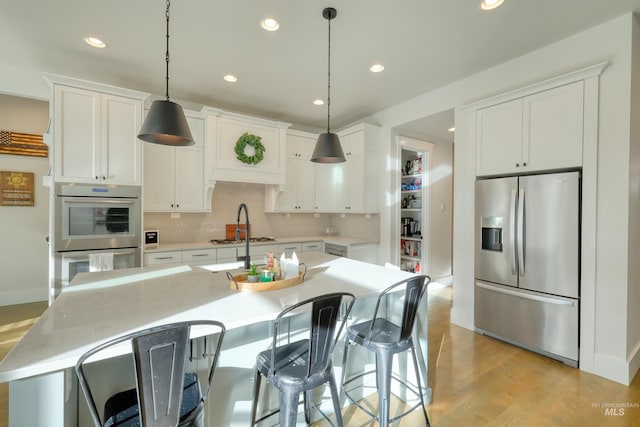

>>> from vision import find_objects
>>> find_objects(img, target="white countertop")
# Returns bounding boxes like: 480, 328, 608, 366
144, 236, 377, 253
0, 252, 410, 383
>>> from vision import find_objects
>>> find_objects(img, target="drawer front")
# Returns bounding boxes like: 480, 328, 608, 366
182, 249, 216, 265
301, 241, 323, 252
278, 243, 301, 257
143, 251, 183, 266
475, 280, 578, 363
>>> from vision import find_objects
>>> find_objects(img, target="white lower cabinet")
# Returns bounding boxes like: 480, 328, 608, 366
301, 241, 323, 252
143, 251, 183, 266
278, 243, 301, 258
182, 249, 217, 266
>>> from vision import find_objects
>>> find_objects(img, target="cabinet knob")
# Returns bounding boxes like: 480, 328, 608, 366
515, 163, 520, 167
523, 162, 528, 166
95, 176, 99, 180
176, 204, 179, 208
101, 176, 106, 180
171, 204, 174, 208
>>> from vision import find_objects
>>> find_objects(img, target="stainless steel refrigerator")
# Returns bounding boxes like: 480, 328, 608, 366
474, 171, 580, 367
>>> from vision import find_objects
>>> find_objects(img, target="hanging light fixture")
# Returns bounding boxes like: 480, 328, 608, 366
138, 0, 194, 146
311, 7, 345, 163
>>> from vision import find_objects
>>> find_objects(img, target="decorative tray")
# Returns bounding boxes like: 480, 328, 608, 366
226, 264, 306, 292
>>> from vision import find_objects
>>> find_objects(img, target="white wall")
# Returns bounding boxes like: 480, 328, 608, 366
367, 14, 639, 385
0, 95, 50, 305
428, 141, 453, 280
627, 14, 640, 380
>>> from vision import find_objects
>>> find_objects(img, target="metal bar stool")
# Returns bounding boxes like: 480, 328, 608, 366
250, 292, 355, 427
341, 275, 431, 427
75, 320, 225, 427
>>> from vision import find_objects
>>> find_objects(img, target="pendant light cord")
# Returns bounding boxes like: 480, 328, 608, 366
165, 0, 171, 101
326, 14, 332, 133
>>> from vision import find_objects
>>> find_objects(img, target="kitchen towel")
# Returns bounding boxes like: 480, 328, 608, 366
89, 253, 114, 272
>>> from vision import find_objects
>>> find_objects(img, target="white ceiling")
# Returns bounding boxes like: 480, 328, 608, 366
2, 0, 640, 140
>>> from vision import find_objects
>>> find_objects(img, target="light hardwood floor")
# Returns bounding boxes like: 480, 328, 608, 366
1, 288, 639, 426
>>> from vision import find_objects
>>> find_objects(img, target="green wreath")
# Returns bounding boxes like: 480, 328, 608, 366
234, 133, 265, 165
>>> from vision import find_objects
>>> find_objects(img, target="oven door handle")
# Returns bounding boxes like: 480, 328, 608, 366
62, 198, 136, 204
63, 249, 137, 261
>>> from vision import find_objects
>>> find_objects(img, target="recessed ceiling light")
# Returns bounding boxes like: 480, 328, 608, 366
448, 127, 455, 132
224, 75, 238, 83
480, 0, 504, 10
261, 18, 280, 31
313, 99, 325, 106
370, 64, 384, 73
84, 36, 106, 48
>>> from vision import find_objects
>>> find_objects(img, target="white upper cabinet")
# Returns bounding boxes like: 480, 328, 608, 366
144, 114, 206, 212
277, 131, 316, 212
48, 77, 147, 185
316, 123, 379, 213
476, 81, 584, 176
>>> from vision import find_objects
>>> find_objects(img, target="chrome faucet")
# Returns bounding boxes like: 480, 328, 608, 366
236, 203, 250, 269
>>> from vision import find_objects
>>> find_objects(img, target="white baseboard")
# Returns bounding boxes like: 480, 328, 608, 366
628, 340, 640, 384
593, 351, 634, 385
0, 288, 47, 306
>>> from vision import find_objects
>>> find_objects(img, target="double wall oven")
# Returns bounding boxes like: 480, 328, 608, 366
52, 183, 141, 301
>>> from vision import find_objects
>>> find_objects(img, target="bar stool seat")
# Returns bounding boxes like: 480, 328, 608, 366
341, 275, 431, 427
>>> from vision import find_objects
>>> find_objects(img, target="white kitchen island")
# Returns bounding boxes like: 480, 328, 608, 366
0, 252, 430, 427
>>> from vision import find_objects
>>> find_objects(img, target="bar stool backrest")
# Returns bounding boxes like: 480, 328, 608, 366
133, 326, 189, 427
75, 320, 225, 427
370, 275, 430, 341
271, 292, 355, 378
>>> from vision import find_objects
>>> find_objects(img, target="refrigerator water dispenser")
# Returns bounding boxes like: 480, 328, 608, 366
481, 216, 503, 252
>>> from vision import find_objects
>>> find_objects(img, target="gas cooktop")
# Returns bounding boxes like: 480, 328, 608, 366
209, 237, 276, 245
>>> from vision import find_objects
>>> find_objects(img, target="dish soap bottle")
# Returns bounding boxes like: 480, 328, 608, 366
414, 262, 421, 274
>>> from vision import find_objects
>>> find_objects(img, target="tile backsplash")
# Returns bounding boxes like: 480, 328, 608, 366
144, 182, 379, 244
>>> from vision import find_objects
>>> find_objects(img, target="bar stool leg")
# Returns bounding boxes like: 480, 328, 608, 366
376, 350, 394, 427
280, 389, 300, 427
410, 346, 431, 426
250, 368, 262, 426
304, 389, 312, 424
328, 374, 344, 427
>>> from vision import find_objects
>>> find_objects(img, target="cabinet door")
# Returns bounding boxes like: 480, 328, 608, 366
175, 147, 204, 211
174, 116, 205, 211
101, 94, 142, 185
476, 98, 523, 176
278, 157, 299, 211
143, 144, 175, 211
296, 137, 316, 211
523, 81, 584, 171
54, 85, 100, 183
338, 131, 365, 212
315, 163, 343, 212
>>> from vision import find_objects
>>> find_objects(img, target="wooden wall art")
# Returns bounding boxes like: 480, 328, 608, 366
0, 130, 48, 157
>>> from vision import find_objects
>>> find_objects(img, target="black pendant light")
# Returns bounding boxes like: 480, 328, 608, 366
311, 7, 346, 163
138, 0, 194, 146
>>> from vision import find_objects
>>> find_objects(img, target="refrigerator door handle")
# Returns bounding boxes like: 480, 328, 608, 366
517, 188, 525, 276
510, 188, 517, 275
476, 282, 575, 307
